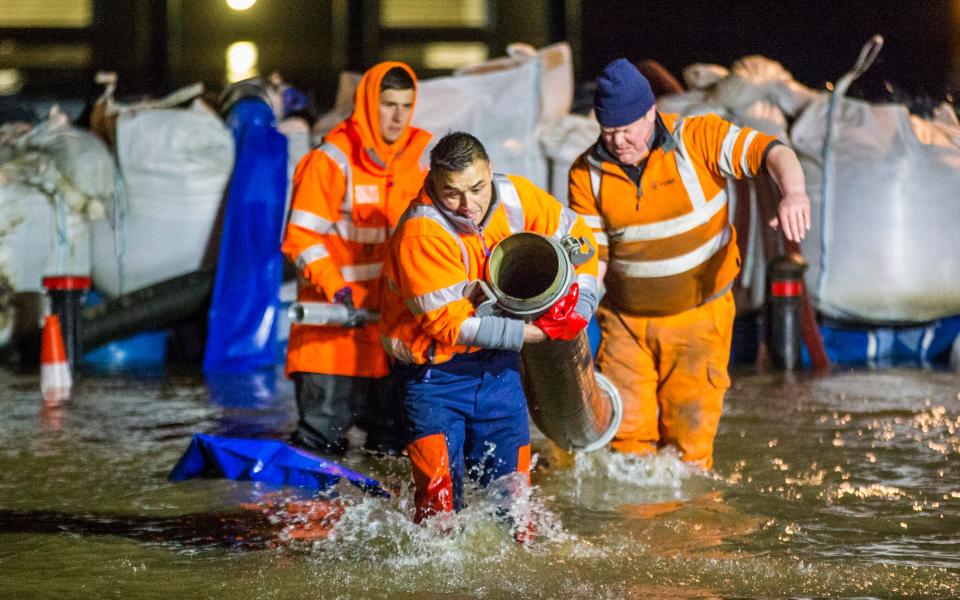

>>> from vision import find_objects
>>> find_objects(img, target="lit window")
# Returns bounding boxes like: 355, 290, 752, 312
0, 0, 92, 28
423, 43, 488, 70
0, 68, 22, 95
383, 42, 490, 71
381, 0, 488, 28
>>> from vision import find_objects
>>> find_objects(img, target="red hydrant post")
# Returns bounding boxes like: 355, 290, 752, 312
766, 253, 807, 370
42, 275, 92, 372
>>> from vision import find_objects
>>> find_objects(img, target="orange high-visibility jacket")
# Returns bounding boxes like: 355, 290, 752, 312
380, 174, 599, 366
282, 62, 432, 377
568, 112, 778, 316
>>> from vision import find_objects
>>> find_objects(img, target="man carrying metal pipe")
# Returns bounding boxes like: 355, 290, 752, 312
568, 59, 810, 469
281, 62, 431, 456
379, 132, 599, 526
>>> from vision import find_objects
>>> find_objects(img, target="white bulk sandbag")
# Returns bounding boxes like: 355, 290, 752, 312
414, 56, 545, 187
539, 113, 599, 205
313, 45, 552, 189
791, 36, 960, 322
14, 106, 114, 219
94, 100, 234, 296
457, 42, 574, 125
0, 178, 92, 294
0, 121, 94, 289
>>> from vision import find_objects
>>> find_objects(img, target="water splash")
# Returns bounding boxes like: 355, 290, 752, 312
537, 447, 705, 511
269, 472, 573, 565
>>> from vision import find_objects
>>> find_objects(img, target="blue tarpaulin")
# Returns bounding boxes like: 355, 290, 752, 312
203, 97, 288, 373
169, 433, 389, 497
801, 315, 960, 367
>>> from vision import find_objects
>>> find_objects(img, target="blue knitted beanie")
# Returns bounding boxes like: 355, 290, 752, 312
594, 58, 655, 128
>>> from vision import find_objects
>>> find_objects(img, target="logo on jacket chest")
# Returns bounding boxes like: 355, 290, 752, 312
648, 177, 677, 192
354, 185, 380, 205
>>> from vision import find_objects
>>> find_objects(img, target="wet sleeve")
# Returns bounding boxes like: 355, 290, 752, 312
393, 233, 507, 351
280, 149, 348, 299
472, 316, 524, 351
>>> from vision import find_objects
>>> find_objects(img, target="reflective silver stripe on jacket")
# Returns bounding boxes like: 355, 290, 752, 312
609, 225, 732, 278
289, 209, 335, 234
296, 243, 330, 270
493, 174, 525, 234
318, 142, 353, 212
380, 334, 417, 363
739, 131, 759, 178
671, 120, 708, 211
344, 223, 388, 244
290, 208, 387, 244
588, 162, 602, 199
395, 203, 470, 269
716, 124, 760, 179
718, 123, 742, 178
739, 130, 760, 179
553, 206, 578, 239
609, 191, 727, 243
581, 214, 603, 229
341, 262, 383, 282
406, 279, 470, 316
313, 142, 388, 244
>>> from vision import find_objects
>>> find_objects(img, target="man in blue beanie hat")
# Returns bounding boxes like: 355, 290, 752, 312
568, 58, 811, 469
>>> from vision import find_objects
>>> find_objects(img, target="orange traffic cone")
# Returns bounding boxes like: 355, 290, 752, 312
40, 314, 72, 405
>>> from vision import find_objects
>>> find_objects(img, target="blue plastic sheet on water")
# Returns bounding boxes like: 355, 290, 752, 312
169, 433, 389, 498
800, 314, 960, 367
203, 96, 289, 374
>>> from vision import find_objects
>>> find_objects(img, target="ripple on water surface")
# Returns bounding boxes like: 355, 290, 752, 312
1, 367, 959, 598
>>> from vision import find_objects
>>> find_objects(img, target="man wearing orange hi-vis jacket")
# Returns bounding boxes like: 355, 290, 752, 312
379, 132, 599, 528
568, 59, 810, 469
281, 62, 431, 455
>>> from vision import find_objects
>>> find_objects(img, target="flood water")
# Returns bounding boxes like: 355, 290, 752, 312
1, 365, 958, 599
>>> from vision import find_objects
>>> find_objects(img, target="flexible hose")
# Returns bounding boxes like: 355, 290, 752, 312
486, 232, 621, 451
80, 270, 214, 350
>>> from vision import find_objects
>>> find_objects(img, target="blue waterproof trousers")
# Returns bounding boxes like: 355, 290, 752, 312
394, 349, 531, 522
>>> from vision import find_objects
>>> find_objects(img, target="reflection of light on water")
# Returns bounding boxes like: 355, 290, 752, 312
829, 482, 906, 502
7, 368, 960, 596
226, 41, 258, 83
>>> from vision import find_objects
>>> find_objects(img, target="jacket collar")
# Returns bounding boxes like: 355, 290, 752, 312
588, 112, 677, 171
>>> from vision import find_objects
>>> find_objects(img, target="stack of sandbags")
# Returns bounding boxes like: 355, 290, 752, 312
91, 99, 234, 297
0, 106, 114, 344
791, 36, 960, 322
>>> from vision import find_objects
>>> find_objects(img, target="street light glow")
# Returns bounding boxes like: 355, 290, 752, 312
226, 0, 257, 11
226, 41, 258, 82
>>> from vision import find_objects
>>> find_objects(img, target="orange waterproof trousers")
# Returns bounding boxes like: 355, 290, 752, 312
596, 291, 735, 469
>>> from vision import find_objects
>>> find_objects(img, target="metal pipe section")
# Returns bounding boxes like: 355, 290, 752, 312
485, 232, 574, 320
485, 232, 622, 452
521, 330, 622, 451
288, 302, 379, 326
